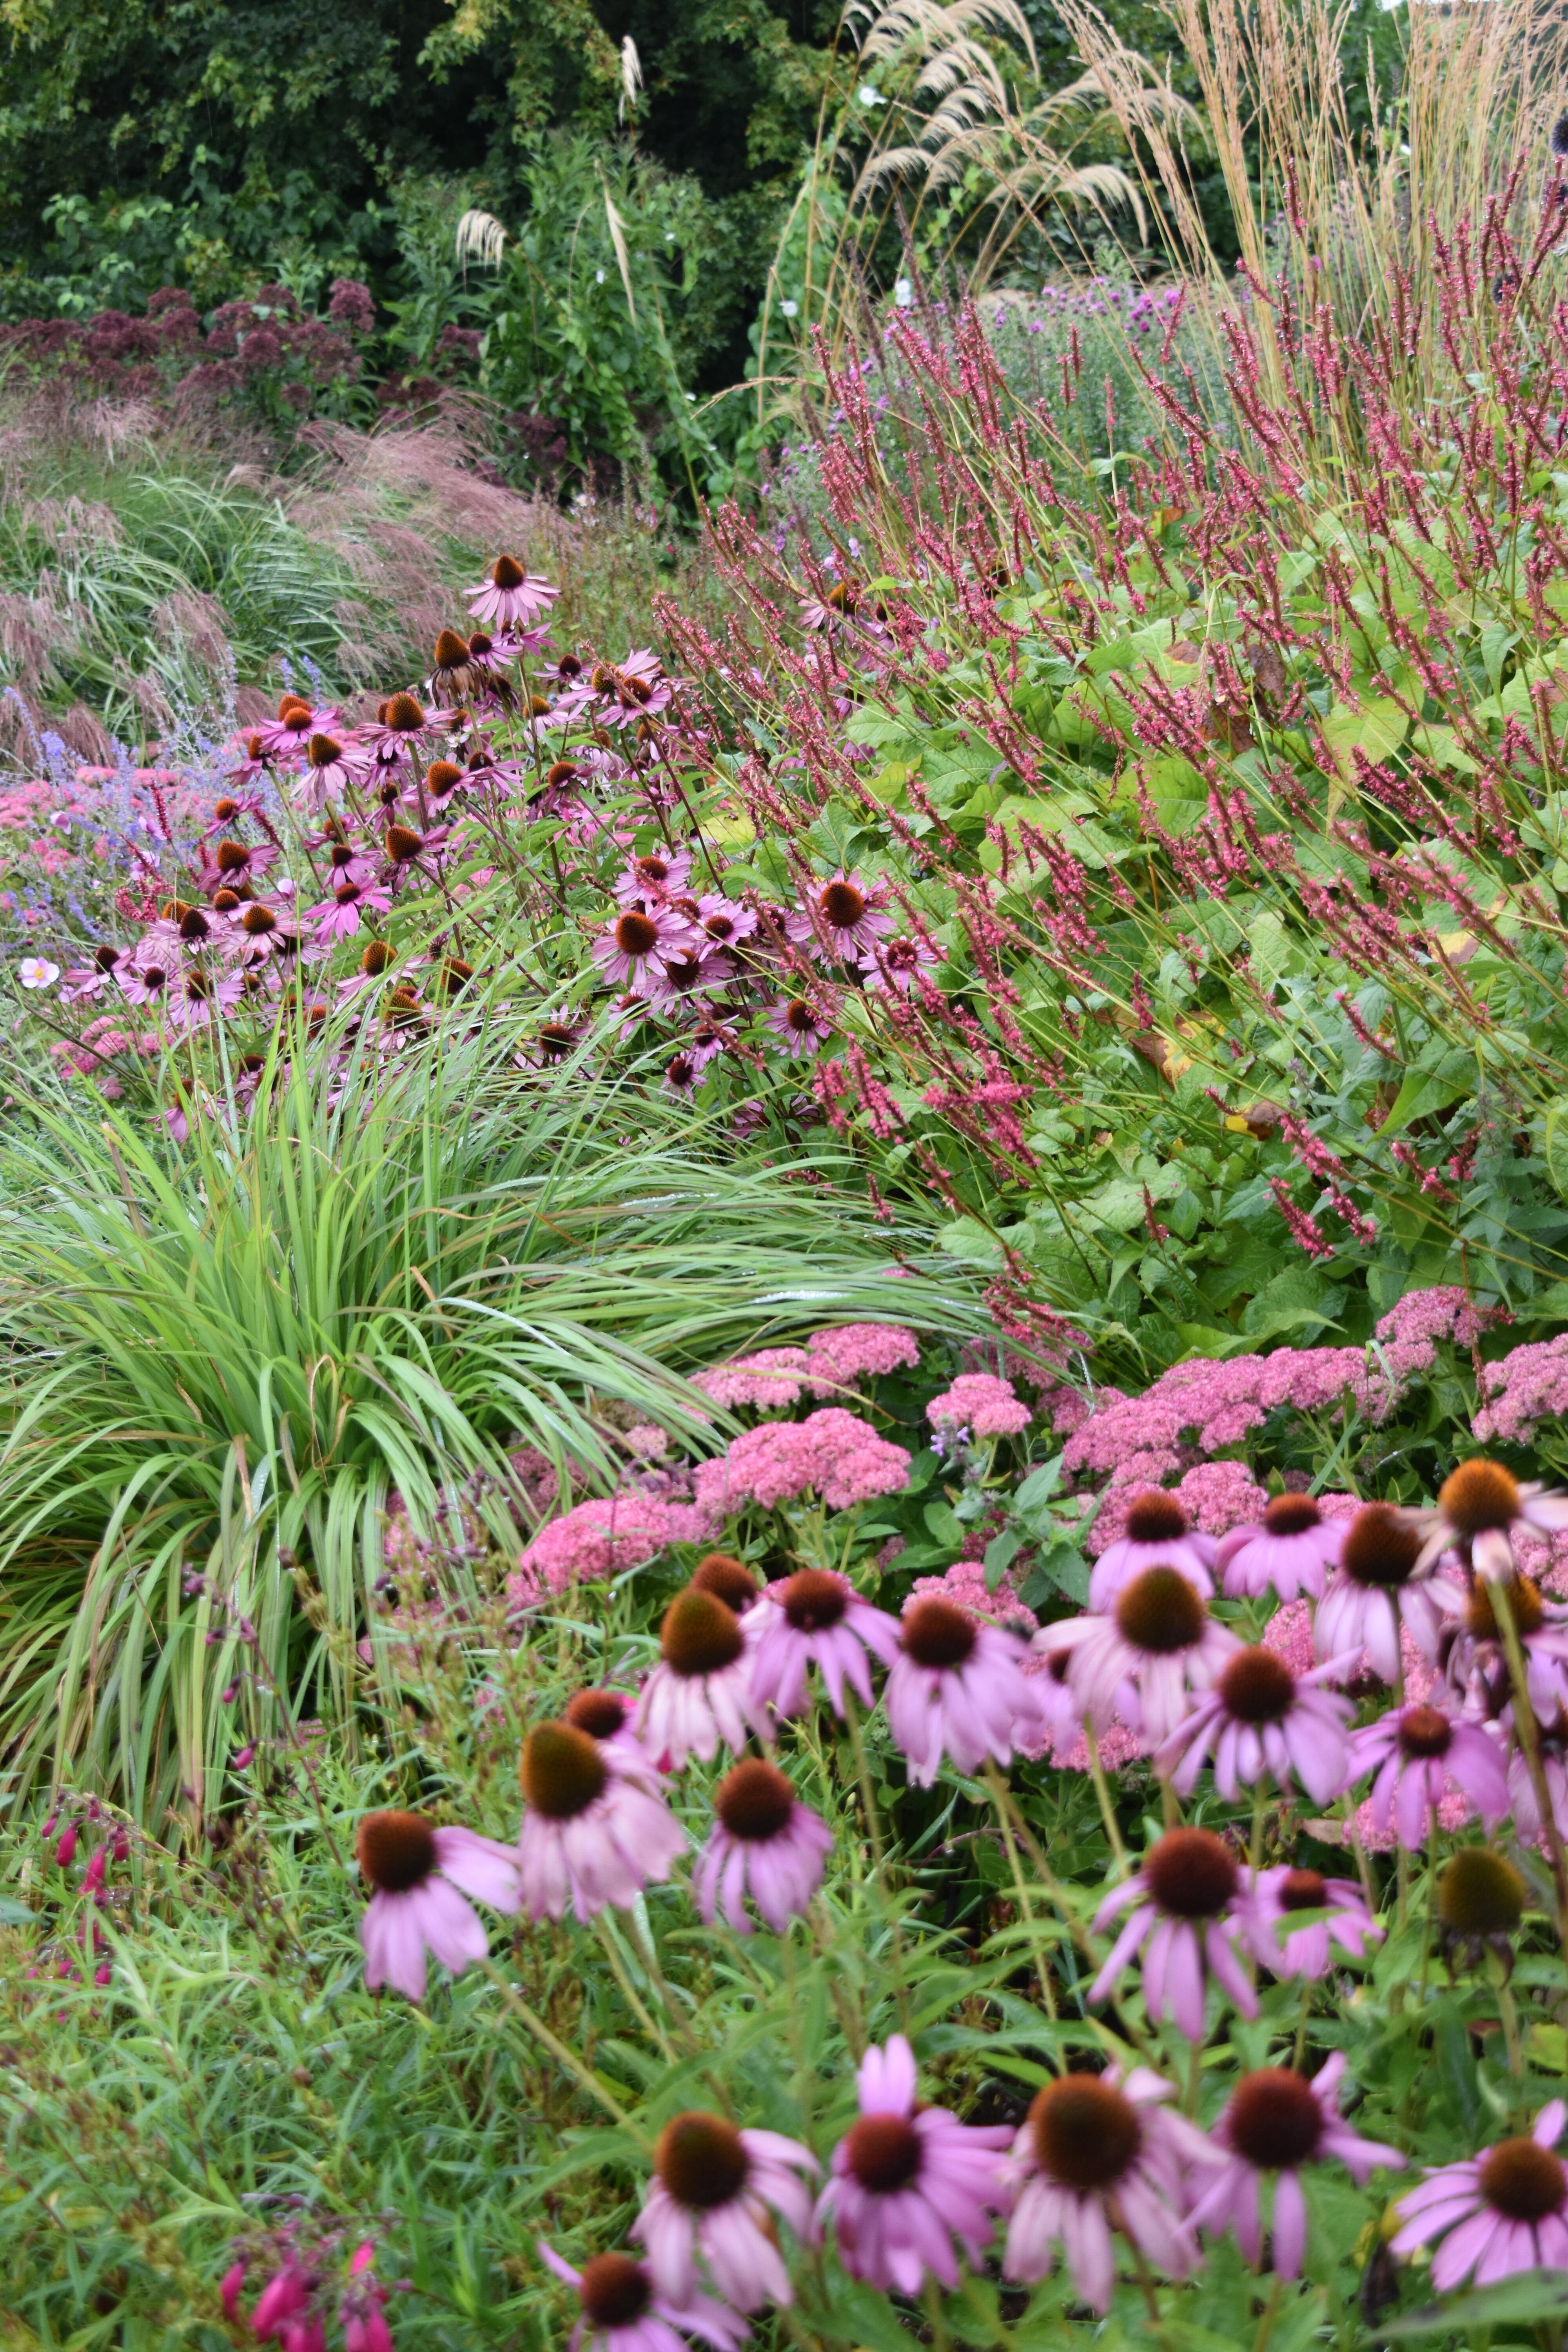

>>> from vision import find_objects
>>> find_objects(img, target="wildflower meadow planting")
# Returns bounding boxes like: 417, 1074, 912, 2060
17, 0, 1568, 2347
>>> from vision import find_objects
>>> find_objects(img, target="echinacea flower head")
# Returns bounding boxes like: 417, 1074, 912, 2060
1047, 1566, 1237, 1744
1393, 2102, 1568, 2286
1087, 1489, 1216, 1610
747, 1569, 900, 1720
1349, 1700, 1509, 1849
517, 1720, 684, 1923
468, 553, 559, 630
695, 1758, 833, 1935
1314, 1503, 1446, 1681
817, 2034, 1011, 2293
1216, 1492, 1344, 1601
763, 995, 834, 1058
1186, 2056, 1403, 2278
786, 871, 893, 962
690, 1551, 761, 1615
563, 1685, 650, 1763
1416, 1457, 1568, 1582
592, 906, 690, 992
537, 2243, 749, 2352
354, 1809, 521, 2001
1155, 1643, 1353, 1804
1446, 1571, 1568, 1720
1436, 1845, 1527, 1975
1243, 1865, 1382, 1980
1091, 1827, 1258, 2037
635, 1586, 767, 1768
615, 848, 692, 906
632, 2112, 819, 2311
1003, 2066, 1211, 2312
885, 1596, 1044, 1784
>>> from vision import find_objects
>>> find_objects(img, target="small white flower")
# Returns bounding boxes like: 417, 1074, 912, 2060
894, 278, 914, 308
780, 299, 799, 318
18, 958, 60, 990
858, 82, 885, 105
596, 268, 607, 283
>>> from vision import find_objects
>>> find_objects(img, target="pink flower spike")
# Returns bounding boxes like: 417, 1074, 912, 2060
349, 2241, 377, 2277
1349, 1702, 1509, 1849
1186, 2055, 1403, 2277
1090, 1828, 1257, 2038
746, 1569, 900, 1720
1216, 1492, 1345, 1601
220, 2260, 247, 2321
1154, 1645, 1354, 1806
517, 1720, 685, 1923
633, 2113, 819, 2311
1087, 1488, 1216, 1610
817, 2033, 1011, 2293
83, 1845, 108, 1890
1392, 2103, 1568, 2288
355, 1811, 521, 2002
54, 1822, 78, 1868
251, 2265, 309, 2337
886, 1597, 1045, 1784
694, 1759, 832, 1934
1242, 1866, 1383, 1980
537, 2241, 750, 2352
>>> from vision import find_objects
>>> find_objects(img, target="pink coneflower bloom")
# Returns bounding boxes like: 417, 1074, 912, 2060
1155, 1644, 1353, 1805
354, 1809, 521, 2001
615, 848, 692, 906
662, 1052, 699, 1099
1186, 2056, 1403, 2278
1392, 2102, 1568, 2285
1045, 1566, 1237, 1746
1216, 1492, 1345, 1601
648, 951, 726, 1011
468, 555, 559, 630
1441, 1572, 1568, 1720
201, 835, 280, 891
1090, 1827, 1258, 2036
308, 881, 394, 942
817, 2034, 1012, 2293
635, 1586, 768, 1768
537, 2243, 748, 2352
223, 900, 299, 966
763, 996, 835, 1058
256, 700, 340, 759
1414, 1457, 1568, 1581
1087, 1490, 1216, 1611
1243, 1865, 1383, 1980
693, 894, 758, 953
115, 952, 175, 1010
786, 871, 893, 964
61, 947, 121, 1002
563, 1684, 652, 1766
1348, 1700, 1508, 1848
592, 906, 690, 992
1003, 2066, 1213, 2312
632, 2111, 818, 2310
860, 932, 939, 993
300, 731, 365, 808
1506, 1709, 1568, 1846
747, 1569, 900, 1720
169, 965, 244, 1030
685, 1018, 734, 1076
517, 1720, 685, 1924
694, 1757, 833, 1934
358, 693, 438, 759
886, 1595, 1044, 1784
1314, 1503, 1449, 1681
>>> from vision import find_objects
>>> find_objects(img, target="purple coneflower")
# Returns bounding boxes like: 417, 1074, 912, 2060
1314, 1503, 1448, 1681
308, 881, 394, 942
817, 2034, 1011, 2293
694, 1758, 832, 1934
632, 2112, 818, 2311
354, 1809, 521, 2002
1185, 2056, 1403, 2278
1003, 2066, 1212, 2312
563, 1685, 651, 1764
468, 554, 559, 630
517, 1720, 685, 1923
615, 849, 692, 906
1243, 1864, 1383, 1979
746, 1569, 900, 1720
1392, 2102, 1568, 2285
302, 730, 364, 806
1090, 1827, 1258, 2037
884, 1596, 1043, 1784
1087, 1489, 1216, 1610
1443, 1572, 1568, 1720
1506, 1708, 1568, 1845
693, 894, 757, 952
860, 933, 938, 993
1154, 1643, 1353, 1804
635, 1586, 767, 1768
1349, 1700, 1509, 1848
257, 698, 340, 758
1414, 1457, 1568, 1581
763, 996, 834, 1058
1046, 1566, 1237, 1745
1216, 1492, 1344, 1601
537, 2243, 748, 2352
785, 871, 893, 963
592, 906, 690, 993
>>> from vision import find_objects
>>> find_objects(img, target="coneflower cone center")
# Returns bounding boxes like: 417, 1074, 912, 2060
386, 692, 425, 730
1145, 1827, 1238, 1918
1341, 1504, 1422, 1590
656, 2113, 749, 2209
1217, 1646, 1295, 1724
1123, 1490, 1189, 1544
356, 1809, 436, 1893
1398, 1705, 1454, 1759
309, 733, 340, 765
1263, 1493, 1322, 1535
715, 1759, 795, 1842
1228, 2071, 1322, 2170
615, 911, 658, 957
433, 629, 469, 668
1479, 2137, 1567, 2220
521, 1722, 607, 1820
820, 880, 866, 929
845, 2114, 923, 2193
661, 1588, 744, 1677
635, 856, 672, 889
1114, 1566, 1206, 1653
1440, 1459, 1521, 1537
385, 826, 423, 862
901, 1597, 977, 1671
1468, 1575, 1544, 1640
492, 553, 525, 588
1438, 1847, 1525, 1936
1030, 2076, 1141, 2190
692, 1552, 759, 1613
564, 1688, 628, 1739
578, 2253, 652, 2327
783, 998, 815, 1034
1279, 1867, 1328, 1912
780, 1570, 849, 1633
215, 839, 250, 872
241, 906, 276, 935
427, 760, 463, 795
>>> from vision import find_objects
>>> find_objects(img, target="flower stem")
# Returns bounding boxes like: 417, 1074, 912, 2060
1492, 1578, 1568, 1946
984, 1766, 1058, 2018
479, 1957, 648, 2143
595, 1913, 674, 2063
1084, 1723, 1129, 1875
1252, 2276, 1284, 2352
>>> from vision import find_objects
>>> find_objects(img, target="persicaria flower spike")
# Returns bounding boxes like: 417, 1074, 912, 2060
817, 2034, 1012, 2293
632, 2112, 819, 2311
694, 1759, 833, 1935
1185, 2054, 1403, 2278
517, 1720, 685, 1923
1392, 2101, 1568, 2286
885, 1596, 1044, 1784
1090, 1827, 1258, 2037
354, 1808, 522, 2002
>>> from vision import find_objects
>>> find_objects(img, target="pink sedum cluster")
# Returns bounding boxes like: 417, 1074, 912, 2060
510, 1492, 720, 1606
693, 1409, 911, 1514
1062, 1348, 1412, 1490
693, 1323, 919, 1409
924, 1372, 1031, 1438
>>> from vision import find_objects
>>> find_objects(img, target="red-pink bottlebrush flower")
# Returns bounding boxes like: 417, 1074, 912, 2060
1185, 2055, 1403, 2277
632, 2111, 819, 2310
537, 2241, 749, 2352
517, 1720, 685, 1923
747, 1569, 900, 1719
1090, 1827, 1258, 2037
1314, 1504, 1448, 1681
1414, 1458, 1568, 1582
694, 1759, 832, 1933
634, 1587, 768, 1768
924, 1372, 1031, 1439
1003, 2066, 1213, 2312
886, 1597, 1044, 1783
1392, 2101, 1568, 2285
1215, 1492, 1345, 1601
220, 2260, 247, 2321
355, 1810, 522, 2001
1348, 1701, 1509, 1848
1087, 1488, 1216, 1610
1044, 1566, 1237, 1745
467, 554, 559, 630
1154, 1644, 1354, 1805
817, 2033, 1011, 2293
1243, 1865, 1382, 1980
